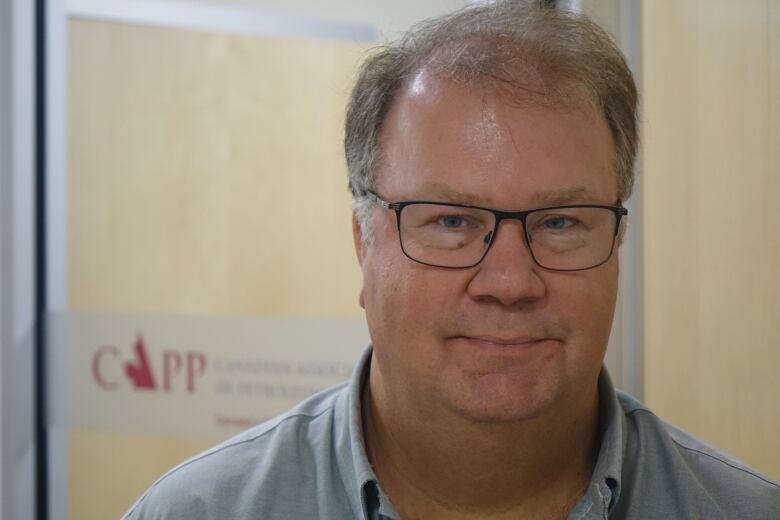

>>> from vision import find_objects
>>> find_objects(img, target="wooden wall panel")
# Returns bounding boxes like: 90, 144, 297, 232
67, 19, 369, 519
68, 19, 366, 318
643, 0, 780, 479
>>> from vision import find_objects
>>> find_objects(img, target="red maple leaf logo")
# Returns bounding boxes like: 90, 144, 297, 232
124, 335, 157, 390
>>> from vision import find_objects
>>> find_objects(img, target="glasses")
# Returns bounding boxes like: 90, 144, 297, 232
365, 191, 627, 271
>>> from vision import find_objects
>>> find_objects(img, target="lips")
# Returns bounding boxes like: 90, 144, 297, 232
445, 322, 569, 349
455, 335, 551, 348
466, 335, 539, 344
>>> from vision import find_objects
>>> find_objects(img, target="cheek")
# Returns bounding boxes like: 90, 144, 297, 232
364, 261, 421, 329
555, 265, 618, 353
361, 247, 462, 345
361, 243, 414, 337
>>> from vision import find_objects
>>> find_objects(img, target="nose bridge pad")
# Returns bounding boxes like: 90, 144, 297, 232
488, 217, 532, 256
504, 216, 529, 247
512, 216, 530, 245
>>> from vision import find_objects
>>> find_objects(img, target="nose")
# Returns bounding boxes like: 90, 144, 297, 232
466, 219, 547, 307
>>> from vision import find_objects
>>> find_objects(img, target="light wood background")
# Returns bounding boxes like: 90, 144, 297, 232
67, 19, 367, 519
643, 0, 780, 479
68, 19, 365, 319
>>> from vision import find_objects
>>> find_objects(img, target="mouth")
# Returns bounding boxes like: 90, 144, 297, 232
454, 335, 554, 349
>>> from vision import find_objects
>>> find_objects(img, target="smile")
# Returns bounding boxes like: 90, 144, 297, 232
456, 335, 553, 349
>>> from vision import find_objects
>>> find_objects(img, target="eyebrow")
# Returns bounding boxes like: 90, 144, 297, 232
416, 183, 603, 208
419, 184, 483, 205
527, 187, 603, 206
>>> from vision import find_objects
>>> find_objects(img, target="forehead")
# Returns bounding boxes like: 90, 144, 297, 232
376, 75, 617, 208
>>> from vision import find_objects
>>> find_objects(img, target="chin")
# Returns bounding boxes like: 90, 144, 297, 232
452, 401, 552, 424
446, 375, 561, 424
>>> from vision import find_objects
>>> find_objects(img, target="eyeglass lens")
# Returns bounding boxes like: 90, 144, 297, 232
398, 203, 618, 270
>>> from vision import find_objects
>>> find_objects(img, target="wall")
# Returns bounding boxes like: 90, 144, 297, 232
78, 0, 472, 39
643, 0, 780, 479
65, 17, 370, 518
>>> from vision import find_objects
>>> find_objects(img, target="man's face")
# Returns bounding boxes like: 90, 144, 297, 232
354, 75, 619, 423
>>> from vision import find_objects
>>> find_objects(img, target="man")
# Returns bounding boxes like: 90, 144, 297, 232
124, 1, 780, 518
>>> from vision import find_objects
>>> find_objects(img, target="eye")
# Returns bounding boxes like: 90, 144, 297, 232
405, 204, 491, 234
438, 215, 467, 228
542, 215, 572, 230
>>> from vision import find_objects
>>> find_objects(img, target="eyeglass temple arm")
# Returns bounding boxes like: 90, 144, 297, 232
364, 190, 401, 211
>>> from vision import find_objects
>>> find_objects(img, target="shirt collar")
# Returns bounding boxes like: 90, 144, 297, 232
336, 346, 398, 519
339, 346, 626, 519
571, 367, 625, 518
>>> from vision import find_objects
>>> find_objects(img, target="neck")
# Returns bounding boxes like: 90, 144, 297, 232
362, 363, 600, 519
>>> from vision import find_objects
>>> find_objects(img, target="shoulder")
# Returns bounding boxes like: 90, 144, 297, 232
122, 382, 349, 520
616, 391, 780, 518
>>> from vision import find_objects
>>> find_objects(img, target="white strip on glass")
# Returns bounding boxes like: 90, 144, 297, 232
47, 311, 370, 440
66, 0, 377, 42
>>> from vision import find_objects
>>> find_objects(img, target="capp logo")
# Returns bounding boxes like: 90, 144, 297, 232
91, 335, 207, 394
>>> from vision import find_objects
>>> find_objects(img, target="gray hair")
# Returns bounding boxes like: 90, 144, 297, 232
345, 0, 638, 242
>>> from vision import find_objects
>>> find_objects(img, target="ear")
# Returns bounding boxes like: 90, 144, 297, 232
352, 213, 367, 310
616, 215, 628, 246
352, 212, 366, 266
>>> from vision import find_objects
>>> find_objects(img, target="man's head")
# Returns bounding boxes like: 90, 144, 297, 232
346, 1, 637, 425
346, 0, 637, 241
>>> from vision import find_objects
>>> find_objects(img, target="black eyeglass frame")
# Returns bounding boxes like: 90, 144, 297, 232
365, 190, 628, 272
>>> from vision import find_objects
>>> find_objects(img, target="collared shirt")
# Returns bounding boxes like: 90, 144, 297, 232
123, 347, 780, 519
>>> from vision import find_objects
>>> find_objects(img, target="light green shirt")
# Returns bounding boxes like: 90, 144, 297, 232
123, 347, 780, 519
